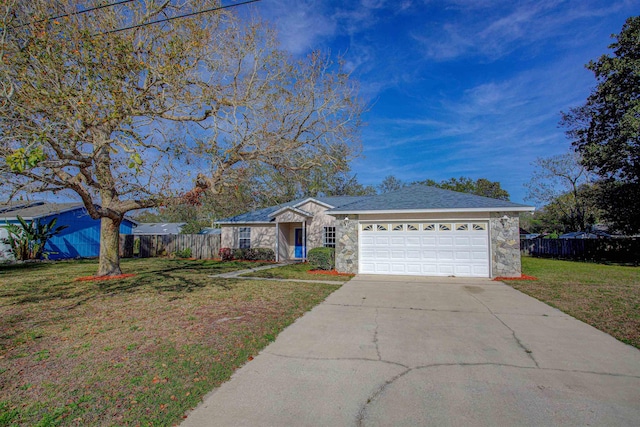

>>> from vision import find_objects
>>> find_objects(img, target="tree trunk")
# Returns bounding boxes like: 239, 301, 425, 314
98, 216, 122, 276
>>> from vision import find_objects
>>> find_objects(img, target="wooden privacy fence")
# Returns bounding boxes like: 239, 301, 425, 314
120, 234, 221, 259
521, 238, 640, 264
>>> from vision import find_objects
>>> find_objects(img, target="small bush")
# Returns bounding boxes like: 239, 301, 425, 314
219, 247, 233, 261
251, 248, 275, 261
308, 247, 335, 270
232, 248, 245, 260
173, 248, 192, 258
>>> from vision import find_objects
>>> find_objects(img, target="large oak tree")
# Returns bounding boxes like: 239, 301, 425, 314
561, 16, 640, 233
0, 1, 363, 275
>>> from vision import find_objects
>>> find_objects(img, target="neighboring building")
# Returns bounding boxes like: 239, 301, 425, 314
217, 185, 534, 278
199, 228, 222, 235
0, 201, 135, 260
133, 222, 186, 235
559, 231, 611, 239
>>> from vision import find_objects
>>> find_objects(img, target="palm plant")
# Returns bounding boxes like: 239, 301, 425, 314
1, 216, 68, 260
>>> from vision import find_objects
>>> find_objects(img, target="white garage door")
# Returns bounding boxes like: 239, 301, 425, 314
359, 222, 490, 277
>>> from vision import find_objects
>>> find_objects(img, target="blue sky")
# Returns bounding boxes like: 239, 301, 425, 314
254, 0, 639, 203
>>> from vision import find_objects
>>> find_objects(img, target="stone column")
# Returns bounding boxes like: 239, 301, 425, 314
335, 214, 359, 274
490, 212, 521, 277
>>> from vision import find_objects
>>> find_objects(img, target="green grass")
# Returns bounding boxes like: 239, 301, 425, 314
241, 262, 353, 282
511, 256, 640, 348
0, 258, 340, 426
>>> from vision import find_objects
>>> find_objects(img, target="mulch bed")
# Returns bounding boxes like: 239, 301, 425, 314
493, 274, 538, 281
308, 270, 355, 277
75, 274, 137, 282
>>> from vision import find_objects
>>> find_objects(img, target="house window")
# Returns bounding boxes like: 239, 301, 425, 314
239, 227, 251, 249
323, 227, 336, 248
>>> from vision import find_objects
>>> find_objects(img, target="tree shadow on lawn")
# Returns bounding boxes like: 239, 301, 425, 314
3, 261, 251, 308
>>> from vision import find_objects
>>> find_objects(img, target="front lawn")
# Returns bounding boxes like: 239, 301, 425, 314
0, 258, 340, 426
512, 257, 640, 349
241, 262, 353, 282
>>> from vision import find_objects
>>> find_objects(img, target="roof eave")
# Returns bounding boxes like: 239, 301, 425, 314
293, 197, 334, 209
327, 206, 535, 215
269, 206, 313, 219
215, 221, 275, 225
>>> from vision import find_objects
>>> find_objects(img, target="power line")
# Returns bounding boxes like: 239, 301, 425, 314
11, 0, 136, 29
98, 0, 262, 36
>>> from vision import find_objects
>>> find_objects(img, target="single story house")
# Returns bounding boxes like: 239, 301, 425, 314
0, 201, 135, 260
217, 184, 534, 278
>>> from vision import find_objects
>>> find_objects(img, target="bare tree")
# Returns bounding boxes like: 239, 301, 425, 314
0, 1, 363, 275
525, 152, 598, 231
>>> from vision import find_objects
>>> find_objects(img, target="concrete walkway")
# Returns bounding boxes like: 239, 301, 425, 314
210, 263, 287, 278
183, 275, 640, 426
210, 263, 343, 285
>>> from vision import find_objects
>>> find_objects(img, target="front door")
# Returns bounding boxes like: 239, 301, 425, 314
294, 228, 304, 258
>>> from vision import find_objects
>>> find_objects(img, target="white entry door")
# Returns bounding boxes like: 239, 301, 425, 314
359, 222, 490, 277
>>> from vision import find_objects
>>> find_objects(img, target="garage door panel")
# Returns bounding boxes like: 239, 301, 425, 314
422, 264, 438, 274
455, 265, 472, 275
438, 237, 454, 246
406, 237, 421, 246
422, 250, 437, 261
375, 237, 390, 245
359, 222, 489, 277
472, 251, 487, 260
376, 249, 391, 258
391, 250, 406, 259
422, 237, 437, 246
390, 237, 405, 245
438, 264, 455, 275
391, 263, 407, 273
376, 263, 391, 273
406, 264, 422, 273
455, 236, 471, 245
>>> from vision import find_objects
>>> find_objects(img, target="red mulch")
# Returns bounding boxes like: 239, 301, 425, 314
308, 269, 356, 277
493, 274, 538, 281
75, 274, 136, 282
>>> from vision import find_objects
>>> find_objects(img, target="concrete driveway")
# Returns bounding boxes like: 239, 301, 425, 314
182, 275, 640, 426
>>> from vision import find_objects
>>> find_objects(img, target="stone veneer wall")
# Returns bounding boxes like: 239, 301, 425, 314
335, 214, 359, 274
490, 211, 521, 277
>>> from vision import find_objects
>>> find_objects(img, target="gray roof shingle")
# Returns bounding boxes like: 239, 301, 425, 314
0, 201, 84, 219
328, 184, 533, 213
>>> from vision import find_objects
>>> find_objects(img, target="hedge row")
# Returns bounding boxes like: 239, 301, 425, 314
218, 247, 275, 262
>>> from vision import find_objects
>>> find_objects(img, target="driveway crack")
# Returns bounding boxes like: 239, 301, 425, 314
262, 351, 409, 369
373, 308, 381, 361
464, 290, 540, 368
356, 367, 412, 427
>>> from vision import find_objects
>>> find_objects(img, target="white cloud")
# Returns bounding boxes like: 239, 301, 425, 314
411, 0, 632, 61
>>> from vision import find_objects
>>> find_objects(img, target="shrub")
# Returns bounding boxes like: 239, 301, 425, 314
232, 248, 245, 260
219, 247, 233, 261
308, 247, 335, 270
227, 248, 275, 261
251, 248, 275, 261
173, 248, 192, 258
